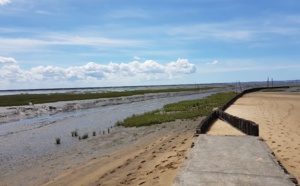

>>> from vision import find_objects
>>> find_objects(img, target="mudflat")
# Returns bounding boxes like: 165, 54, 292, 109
225, 92, 300, 181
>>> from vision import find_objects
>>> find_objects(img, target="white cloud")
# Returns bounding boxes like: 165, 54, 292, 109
0, 59, 196, 85
199, 59, 300, 73
166, 15, 300, 42
0, 0, 11, 6
0, 56, 17, 63
166, 59, 196, 78
207, 60, 219, 65
133, 56, 141, 61
35, 10, 50, 15
167, 22, 253, 41
0, 34, 143, 54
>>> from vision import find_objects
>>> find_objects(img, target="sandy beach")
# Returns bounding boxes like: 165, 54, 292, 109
225, 92, 300, 181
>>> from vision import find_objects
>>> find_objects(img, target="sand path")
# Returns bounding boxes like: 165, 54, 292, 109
225, 92, 300, 181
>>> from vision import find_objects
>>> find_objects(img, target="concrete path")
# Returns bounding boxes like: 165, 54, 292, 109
173, 135, 296, 186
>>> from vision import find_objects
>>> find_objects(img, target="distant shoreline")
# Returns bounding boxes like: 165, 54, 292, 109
1, 80, 298, 92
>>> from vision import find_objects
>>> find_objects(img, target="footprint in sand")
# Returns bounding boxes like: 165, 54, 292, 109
110, 169, 116, 174
130, 178, 136, 181
139, 181, 146, 185
141, 160, 146, 163
146, 171, 153, 175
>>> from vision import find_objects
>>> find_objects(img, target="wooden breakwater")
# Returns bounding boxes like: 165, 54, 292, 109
196, 86, 289, 136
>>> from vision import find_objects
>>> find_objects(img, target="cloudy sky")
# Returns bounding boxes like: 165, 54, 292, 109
1, 0, 299, 89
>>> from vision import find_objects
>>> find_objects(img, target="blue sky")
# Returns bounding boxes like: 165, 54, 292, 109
0, 0, 299, 89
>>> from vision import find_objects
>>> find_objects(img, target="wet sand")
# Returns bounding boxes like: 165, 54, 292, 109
0, 118, 201, 186
225, 92, 300, 181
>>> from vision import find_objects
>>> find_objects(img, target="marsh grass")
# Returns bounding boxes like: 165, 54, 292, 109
71, 130, 78, 137
117, 92, 236, 127
0, 87, 215, 106
262, 88, 286, 92
82, 133, 89, 139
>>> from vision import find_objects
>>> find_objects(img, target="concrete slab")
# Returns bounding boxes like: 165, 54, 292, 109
173, 135, 296, 186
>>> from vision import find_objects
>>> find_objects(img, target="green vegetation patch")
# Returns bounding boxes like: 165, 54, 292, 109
262, 88, 286, 92
117, 92, 236, 127
0, 87, 215, 106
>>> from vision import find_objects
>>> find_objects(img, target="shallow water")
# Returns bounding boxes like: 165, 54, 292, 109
0, 92, 214, 165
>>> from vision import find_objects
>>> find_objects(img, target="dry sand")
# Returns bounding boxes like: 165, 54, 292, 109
206, 119, 245, 136
0, 117, 202, 186
225, 92, 300, 181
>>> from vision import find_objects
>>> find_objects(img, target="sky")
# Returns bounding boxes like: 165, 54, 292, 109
0, 0, 300, 89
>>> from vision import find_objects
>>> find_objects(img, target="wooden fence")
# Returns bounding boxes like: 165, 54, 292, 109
196, 86, 289, 136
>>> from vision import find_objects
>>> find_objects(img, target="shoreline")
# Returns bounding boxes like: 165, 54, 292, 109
0, 90, 218, 186
0, 118, 202, 186
0, 89, 220, 125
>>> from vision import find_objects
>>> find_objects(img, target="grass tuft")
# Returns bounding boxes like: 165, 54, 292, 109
71, 130, 78, 137
55, 138, 61, 145
82, 133, 89, 139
